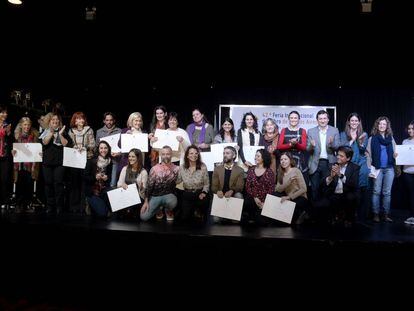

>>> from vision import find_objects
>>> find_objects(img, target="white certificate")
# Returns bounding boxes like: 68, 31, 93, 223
63, 147, 87, 169
261, 194, 296, 224
152, 129, 179, 151
13, 143, 42, 163
210, 143, 238, 163
242, 146, 265, 164
200, 151, 215, 172
210, 194, 244, 221
100, 133, 121, 153
121, 133, 149, 153
107, 183, 141, 212
369, 165, 380, 179
396, 145, 414, 165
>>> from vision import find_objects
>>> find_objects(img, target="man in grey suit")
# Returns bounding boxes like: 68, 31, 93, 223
307, 110, 340, 201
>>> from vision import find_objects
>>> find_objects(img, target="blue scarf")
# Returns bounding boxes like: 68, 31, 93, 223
371, 134, 394, 169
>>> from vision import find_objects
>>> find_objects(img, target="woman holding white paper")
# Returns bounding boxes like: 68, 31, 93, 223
151, 112, 190, 166
40, 113, 72, 215
275, 152, 309, 225
243, 149, 275, 225
117, 148, 148, 219
148, 106, 168, 167
68, 112, 96, 214
118, 112, 146, 175
237, 112, 264, 172
11, 117, 40, 213
402, 121, 414, 225
84, 141, 113, 217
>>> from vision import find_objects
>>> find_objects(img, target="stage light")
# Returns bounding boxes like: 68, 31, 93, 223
8, 0, 23, 5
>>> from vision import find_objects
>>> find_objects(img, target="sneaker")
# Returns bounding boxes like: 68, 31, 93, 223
156, 210, 164, 220
165, 210, 174, 221
404, 217, 414, 225
1, 204, 6, 209
373, 214, 380, 223
383, 214, 393, 223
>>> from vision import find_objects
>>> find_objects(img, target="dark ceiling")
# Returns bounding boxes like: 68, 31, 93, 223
0, 0, 413, 90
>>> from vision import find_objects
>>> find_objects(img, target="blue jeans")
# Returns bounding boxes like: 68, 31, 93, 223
110, 161, 119, 188
372, 167, 394, 215
140, 193, 177, 221
87, 195, 110, 217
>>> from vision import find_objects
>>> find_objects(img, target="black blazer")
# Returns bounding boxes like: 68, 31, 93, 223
321, 161, 360, 196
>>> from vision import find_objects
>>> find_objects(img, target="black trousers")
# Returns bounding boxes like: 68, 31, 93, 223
68, 167, 86, 213
43, 165, 66, 213
310, 159, 330, 202
180, 190, 209, 223
0, 157, 10, 204
315, 192, 359, 223
242, 195, 272, 226
15, 170, 34, 205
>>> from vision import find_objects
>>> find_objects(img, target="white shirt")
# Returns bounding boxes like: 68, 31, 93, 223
319, 126, 328, 159
334, 164, 347, 194
403, 138, 414, 174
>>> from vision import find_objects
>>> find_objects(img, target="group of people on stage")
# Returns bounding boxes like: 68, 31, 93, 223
1, 102, 414, 226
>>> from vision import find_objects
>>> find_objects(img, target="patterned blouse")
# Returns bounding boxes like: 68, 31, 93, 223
177, 164, 209, 193
146, 163, 179, 197
245, 167, 275, 202
69, 126, 96, 159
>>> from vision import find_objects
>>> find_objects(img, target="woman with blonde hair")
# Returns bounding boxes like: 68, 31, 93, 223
11, 117, 41, 212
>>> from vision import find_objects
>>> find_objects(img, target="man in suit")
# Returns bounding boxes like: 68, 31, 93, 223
212, 146, 244, 200
314, 146, 360, 226
307, 110, 340, 201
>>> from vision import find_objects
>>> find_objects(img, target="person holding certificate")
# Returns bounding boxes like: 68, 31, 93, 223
148, 106, 168, 167
150, 112, 190, 166
95, 112, 122, 187
116, 148, 147, 219
84, 141, 113, 218
237, 112, 264, 172
0, 105, 12, 209
40, 113, 72, 215
243, 149, 275, 225
176, 145, 209, 223
118, 112, 146, 175
275, 152, 310, 225
11, 117, 40, 213
366, 116, 397, 223
68, 112, 96, 214
402, 121, 414, 225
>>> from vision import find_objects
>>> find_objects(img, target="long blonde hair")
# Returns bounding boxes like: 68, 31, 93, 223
14, 117, 39, 141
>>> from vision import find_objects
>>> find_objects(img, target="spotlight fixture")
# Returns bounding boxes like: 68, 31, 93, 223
8, 0, 23, 5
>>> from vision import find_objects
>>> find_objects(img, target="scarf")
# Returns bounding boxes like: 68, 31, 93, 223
188, 121, 206, 144
15, 132, 36, 171
371, 134, 394, 169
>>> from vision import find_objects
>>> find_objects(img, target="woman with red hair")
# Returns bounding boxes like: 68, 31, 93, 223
68, 111, 96, 214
